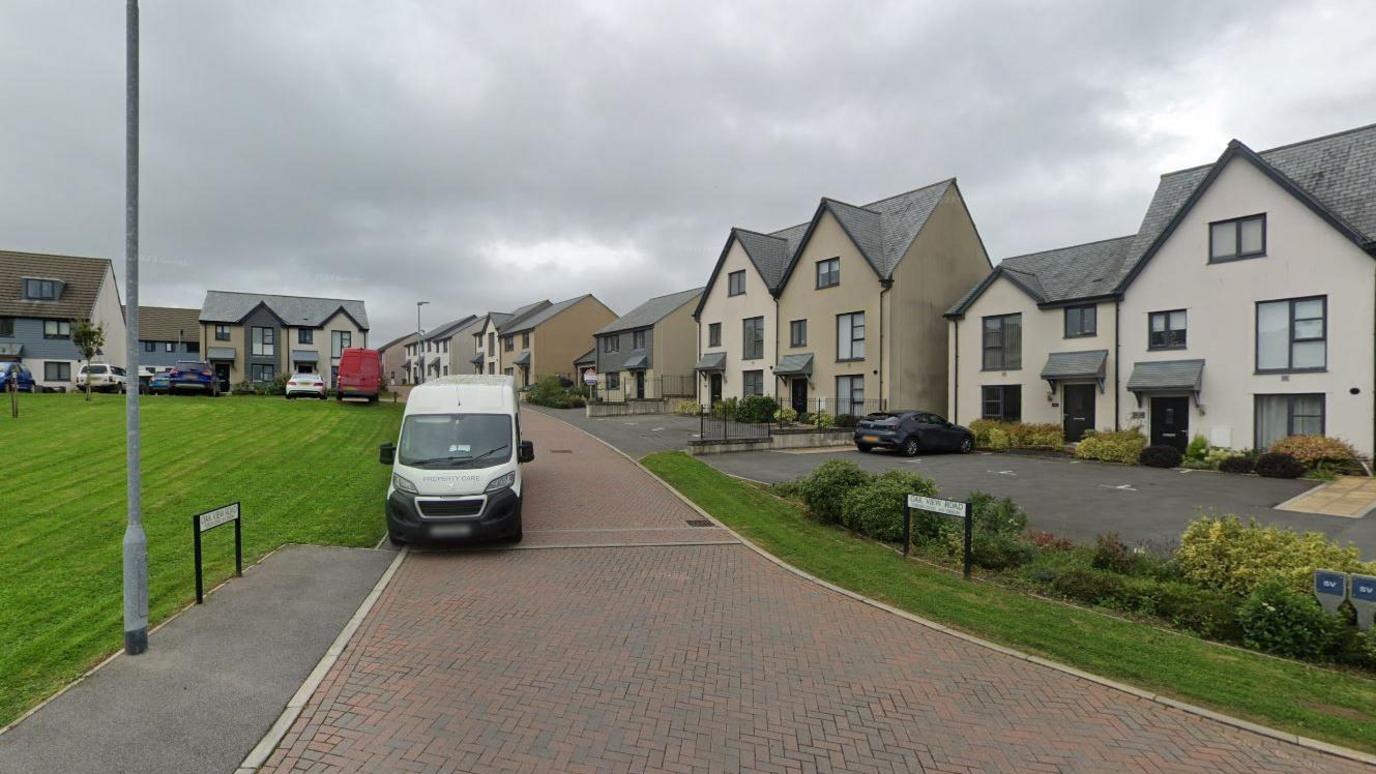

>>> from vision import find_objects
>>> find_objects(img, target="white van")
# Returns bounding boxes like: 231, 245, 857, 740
378, 375, 534, 545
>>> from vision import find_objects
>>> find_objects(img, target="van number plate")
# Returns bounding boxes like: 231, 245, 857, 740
430, 524, 473, 538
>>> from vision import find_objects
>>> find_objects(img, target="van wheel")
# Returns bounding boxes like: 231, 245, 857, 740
509, 520, 523, 543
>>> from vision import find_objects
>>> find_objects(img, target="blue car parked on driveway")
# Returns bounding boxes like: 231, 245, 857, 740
169, 360, 222, 396
0, 362, 35, 392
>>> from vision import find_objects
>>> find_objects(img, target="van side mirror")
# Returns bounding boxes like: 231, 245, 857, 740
518, 440, 535, 463
379, 442, 395, 465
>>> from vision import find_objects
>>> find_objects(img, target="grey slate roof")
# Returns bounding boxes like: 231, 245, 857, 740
502, 295, 603, 334
512, 350, 531, 366
0, 250, 114, 320
946, 235, 1134, 316
200, 291, 369, 329
426, 314, 479, 341
775, 353, 814, 376
495, 300, 551, 333
1041, 350, 1108, 380
1126, 359, 1205, 392
695, 352, 726, 371
573, 347, 596, 366
596, 287, 703, 336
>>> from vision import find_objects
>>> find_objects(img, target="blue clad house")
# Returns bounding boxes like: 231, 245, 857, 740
133, 306, 203, 368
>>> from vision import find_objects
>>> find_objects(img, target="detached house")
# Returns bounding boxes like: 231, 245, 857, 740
694, 179, 990, 416
947, 122, 1376, 456
475, 296, 617, 386
135, 306, 202, 367
0, 250, 127, 389
590, 287, 702, 400
198, 291, 368, 389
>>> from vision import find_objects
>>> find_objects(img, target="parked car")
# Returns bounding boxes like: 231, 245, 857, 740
76, 363, 128, 393
0, 362, 35, 392
136, 365, 172, 393
285, 372, 327, 400
148, 370, 172, 395
168, 360, 221, 396
854, 410, 974, 456
337, 347, 381, 402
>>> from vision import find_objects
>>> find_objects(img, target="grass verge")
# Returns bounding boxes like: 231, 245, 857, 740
641, 450, 1376, 753
1, 393, 402, 727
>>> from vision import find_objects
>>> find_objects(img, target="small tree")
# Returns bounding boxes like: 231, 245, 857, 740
71, 319, 106, 402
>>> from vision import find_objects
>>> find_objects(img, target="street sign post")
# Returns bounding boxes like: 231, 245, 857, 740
1351, 574, 1376, 631
904, 494, 973, 579
193, 502, 242, 604
1313, 569, 1348, 616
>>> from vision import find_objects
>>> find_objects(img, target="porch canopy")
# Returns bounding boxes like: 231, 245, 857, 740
622, 354, 648, 370
1041, 349, 1107, 393
469, 354, 484, 365
694, 352, 726, 372
208, 347, 237, 361
291, 349, 319, 363
775, 353, 814, 377
512, 351, 531, 366
1126, 359, 1205, 407
573, 348, 596, 368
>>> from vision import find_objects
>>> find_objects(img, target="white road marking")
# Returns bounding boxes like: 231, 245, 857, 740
987, 469, 1017, 476
651, 427, 664, 432
1098, 483, 1138, 492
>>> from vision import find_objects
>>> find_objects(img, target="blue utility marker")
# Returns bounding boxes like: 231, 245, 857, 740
1352, 574, 1376, 631
1313, 569, 1348, 616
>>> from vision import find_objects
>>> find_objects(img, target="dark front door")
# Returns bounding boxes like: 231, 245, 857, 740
1150, 396, 1190, 451
1062, 384, 1095, 443
790, 378, 808, 414
635, 371, 645, 399
709, 373, 722, 405
214, 363, 231, 392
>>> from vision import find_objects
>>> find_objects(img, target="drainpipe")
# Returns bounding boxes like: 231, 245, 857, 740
952, 317, 959, 421
1113, 299, 1121, 431
879, 280, 891, 410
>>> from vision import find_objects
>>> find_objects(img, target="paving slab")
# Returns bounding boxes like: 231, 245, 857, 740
0, 544, 393, 774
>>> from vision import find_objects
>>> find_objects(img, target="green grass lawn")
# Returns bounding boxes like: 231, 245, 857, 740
642, 451, 1376, 753
0, 392, 402, 727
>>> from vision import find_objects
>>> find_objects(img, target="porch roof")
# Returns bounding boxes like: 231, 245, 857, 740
775, 353, 814, 377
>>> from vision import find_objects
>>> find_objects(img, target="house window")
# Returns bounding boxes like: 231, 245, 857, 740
44, 362, 71, 381
742, 316, 764, 360
488, 332, 496, 351
790, 319, 807, 347
607, 372, 620, 390
0, 318, 12, 337
1255, 394, 1324, 449
816, 257, 840, 289
215, 324, 230, 341
981, 385, 1022, 422
742, 370, 764, 396
503, 335, 514, 352
143, 341, 156, 353
1209, 214, 1266, 262
1257, 296, 1325, 372
708, 322, 721, 347
331, 330, 352, 358
836, 375, 865, 417
1064, 305, 1096, 338
727, 270, 746, 296
981, 314, 1021, 370
632, 330, 646, 350
252, 326, 275, 356
186, 342, 199, 354
24, 279, 59, 300
602, 335, 619, 354
298, 329, 313, 345
250, 363, 276, 383
836, 312, 865, 361
521, 332, 529, 348
43, 320, 71, 340
1148, 310, 1187, 350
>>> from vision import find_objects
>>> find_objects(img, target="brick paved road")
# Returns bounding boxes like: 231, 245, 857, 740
262, 411, 1362, 773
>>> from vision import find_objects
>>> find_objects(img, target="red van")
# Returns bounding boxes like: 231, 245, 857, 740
336, 348, 381, 402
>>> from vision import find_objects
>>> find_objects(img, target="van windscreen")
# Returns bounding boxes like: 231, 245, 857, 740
399, 414, 512, 469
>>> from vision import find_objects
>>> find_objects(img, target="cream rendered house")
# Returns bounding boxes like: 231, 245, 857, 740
695, 179, 990, 416
948, 123, 1376, 455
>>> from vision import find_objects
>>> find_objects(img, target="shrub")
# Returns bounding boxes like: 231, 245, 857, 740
711, 397, 738, 419
968, 491, 1028, 536
1092, 533, 1135, 573
834, 413, 859, 429
967, 531, 1034, 570
841, 470, 937, 543
1254, 452, 1304, 479
1268, 435, 1359, 467
674, 400, 701, 416
1236, 579, 1342, 659
984, 426, 1011, 451
526, 375, 578, 408
1074, 428, 1146, 464
1176, 515, 1374, 596
1050, 568, 1127, 605
1185, 434, 1209, 462
968, 419, 1063, 450
734, 394, 778, 423
797, 460, 872, 524
1028, 531, 1074, 551
1138, 444, 1183, 468
1119, 576, 1241, 640
811, 411, 834, 429
773, 406, 798, 424
1217, 455, 1255, 474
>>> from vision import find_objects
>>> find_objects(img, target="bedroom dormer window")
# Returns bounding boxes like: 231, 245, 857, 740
23, 278, 60, 300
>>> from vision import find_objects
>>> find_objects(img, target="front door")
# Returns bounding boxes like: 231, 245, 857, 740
1150, 396, 1190, 451
709, 373, 722, 406
1062, 384, 1095, 443
790, 378, 808, 414
214, 363, 231, 392
634, 371, 645, 399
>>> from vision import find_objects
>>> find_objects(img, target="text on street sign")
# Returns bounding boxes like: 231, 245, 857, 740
907, 495, 967, 518
197, 503, 240, 533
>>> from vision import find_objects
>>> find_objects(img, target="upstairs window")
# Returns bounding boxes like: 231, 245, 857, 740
1148, 310, 1187, 350
43, 320, 71, 340
164, 342, 175, 353
837, 312, 865, 361
1064, 305, 1096, 338
503, 335, 514, 352
298, 329, 313, 345
742, 370, 764, 396
707, 322, 721, 347
331, 330, 352, 358
1209, 214, 1266, 262
981, 314, 1020, 370
214, 324, 231, 341
488, 332, 495, 351
1257, 296, 1325, 372
632, 330, 646, 350
251, 326, 275, 356
742, 316, 765, 359
522, 332, 530, 349
23, 278, 59, 300
816, 257, 840, 289
727, 270, 746, 296
602, 335, 619, 354
790, 319, 807, 347
186, 342, 200, 354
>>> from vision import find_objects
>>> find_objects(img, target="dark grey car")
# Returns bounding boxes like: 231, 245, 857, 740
853, 410, 974, 456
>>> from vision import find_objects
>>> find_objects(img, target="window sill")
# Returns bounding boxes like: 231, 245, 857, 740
836, 358, 865, 363
1208, 252, 1266, 264
1255, 368, 1327, 375
1064, 332, 1097, 339
980, 367, 1022, 372
815, 283, 839, 291
1147, 346, 1187, 352
790, 344, 807, 349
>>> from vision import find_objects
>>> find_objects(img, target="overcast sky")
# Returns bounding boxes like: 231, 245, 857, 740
2, 1, 1374, 343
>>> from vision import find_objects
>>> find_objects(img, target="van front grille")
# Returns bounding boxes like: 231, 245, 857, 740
417, 498, 484, 518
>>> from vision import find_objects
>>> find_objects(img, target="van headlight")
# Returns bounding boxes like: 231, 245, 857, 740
485, 471, 515, 492
392, 473, 418, 494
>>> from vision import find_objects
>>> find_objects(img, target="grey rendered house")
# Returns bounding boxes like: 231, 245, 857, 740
413, 314, 477, 382
590, 287, 702, 400
198, 291, 369, 389
0, 249, 128, 389
134, 306, 202, 368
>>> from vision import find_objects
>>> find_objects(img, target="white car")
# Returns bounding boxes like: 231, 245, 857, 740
285, 372, 327, 400
76, 363, 128, 393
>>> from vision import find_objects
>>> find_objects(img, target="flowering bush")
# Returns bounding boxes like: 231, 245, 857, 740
1268, 435, 1359, 467
1073, 428, 1146, 464
1176, 515, 1374, 596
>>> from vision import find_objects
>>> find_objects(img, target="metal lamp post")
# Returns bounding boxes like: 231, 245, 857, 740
415, 300, 429, 384
123, 0, 149, 655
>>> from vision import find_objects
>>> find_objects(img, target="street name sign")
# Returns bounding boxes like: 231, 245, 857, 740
198, 502, 239, 532
192, 502, 243, 604
903, 494, 973, 578
906, 495, 967, 518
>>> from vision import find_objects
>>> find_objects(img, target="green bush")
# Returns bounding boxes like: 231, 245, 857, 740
526, 375, 578, 408
967, 531, 1034, 570
1255, 452, 1304, 479
773, 406, 798, 424
1074, 428, 1146, 464
968, 419, 1063, 450
1268, 435, 1358, 467
674, 400, 700, 416
734, 394, 778, 424
1138, 444, 1183, 468
968, 491, 1028, 536
1091, 533, 1135, 573
711, 397, 738, 419
840, 470, 936, 543
1185, 434, 1209, 462
1050, 567, 1127, 605
1176, 515, 1374, 596
797, 460, 872, 524
1236, 579, 1343, 659
811, 410, 834, 429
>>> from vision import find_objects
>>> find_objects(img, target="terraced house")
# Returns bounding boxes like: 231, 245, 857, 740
134, 306, 201, 367
476, 296, 616, 386
694, 179, 990, 415
947, 122, 1376, 455
412, 314, 477, 382
0, 249, 127, 389
588, 287, 701, 400
198, 291, 368, 390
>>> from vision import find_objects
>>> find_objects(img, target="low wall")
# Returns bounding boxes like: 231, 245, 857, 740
688, 428, 853, 455
585, 399, 670, 417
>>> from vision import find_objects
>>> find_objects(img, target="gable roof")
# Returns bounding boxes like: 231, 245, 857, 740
376, 331, 417, 353
596, 287, 702, 336
494, 299, 552, 333
694, 179, 959, 318
501, 295, 607, 335
199, 291, 369, 329
0, 249, 115, 320
945, 235, 1134, 317
136, 306, 201, 341
426, 314, 479, 341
